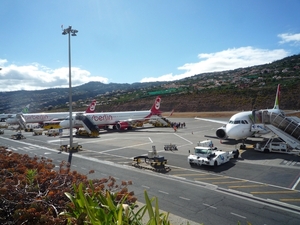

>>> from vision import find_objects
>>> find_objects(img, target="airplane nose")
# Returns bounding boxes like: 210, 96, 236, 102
59, 121, 65, 128
226, 124, 239, 139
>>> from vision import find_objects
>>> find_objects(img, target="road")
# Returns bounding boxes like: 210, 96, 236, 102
1, 118, 300, 224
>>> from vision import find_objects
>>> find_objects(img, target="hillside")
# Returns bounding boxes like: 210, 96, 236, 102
1, 54, 300, 113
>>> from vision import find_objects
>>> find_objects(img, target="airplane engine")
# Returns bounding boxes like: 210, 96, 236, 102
216, 126, 228, 139
116, 122, 130, 130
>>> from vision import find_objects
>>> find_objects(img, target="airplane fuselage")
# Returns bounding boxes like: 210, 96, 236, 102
60, 110, 153, 129
0, 114, 13, 122
7, 112, 72, 124
217, 108, 281, 140
220, 111, 254, 140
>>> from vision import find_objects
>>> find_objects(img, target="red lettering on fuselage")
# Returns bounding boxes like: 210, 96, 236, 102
91, 114, 113, 122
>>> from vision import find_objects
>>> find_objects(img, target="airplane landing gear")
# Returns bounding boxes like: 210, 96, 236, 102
240, 144, 246, 149
239, 139, 247, 149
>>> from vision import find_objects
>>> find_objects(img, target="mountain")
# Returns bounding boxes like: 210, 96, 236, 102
1, 54, 300, 113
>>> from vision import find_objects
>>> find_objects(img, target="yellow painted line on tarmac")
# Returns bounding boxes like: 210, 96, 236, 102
195, 176, 228, 181
229, 184, 267, 189
173, 173, 208, 177
251, 190, 298, 194
280, 198, 300, 202
212, 180, 248, 184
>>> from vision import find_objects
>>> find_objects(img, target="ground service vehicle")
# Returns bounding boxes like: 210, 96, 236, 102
188, 140, 239, 167
59, 142, 82, 152
164, 144, 178, 151
43, 121, 61, 130
254, 138, 300, 155
33, 128, 44, 135
11, 132, 26, 140
132, 146, 169, 172
45, 129, 60, 136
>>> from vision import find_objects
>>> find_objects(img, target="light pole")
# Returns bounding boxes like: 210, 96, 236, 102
62, 26, 78, 164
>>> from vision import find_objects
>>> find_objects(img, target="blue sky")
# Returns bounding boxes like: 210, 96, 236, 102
1, 0, 300, 92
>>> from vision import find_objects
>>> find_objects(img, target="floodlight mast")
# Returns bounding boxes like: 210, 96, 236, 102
62, 26, 78, 164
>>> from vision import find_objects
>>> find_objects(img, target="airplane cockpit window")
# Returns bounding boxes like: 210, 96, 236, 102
233, 120, 240, 124
229, 120, 233, 124
241, 120, 245, 124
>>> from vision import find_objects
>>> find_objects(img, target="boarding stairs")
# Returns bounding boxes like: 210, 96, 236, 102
75, 113, 99, 137
251, 110, 300, 150
16, 113, 27, 130
149, 115, 172, 127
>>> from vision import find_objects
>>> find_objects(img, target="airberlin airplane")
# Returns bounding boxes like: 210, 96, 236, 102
6, 100, 97, 125
59, 96, 162, 130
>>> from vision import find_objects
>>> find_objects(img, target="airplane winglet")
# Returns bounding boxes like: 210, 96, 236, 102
273, 84, 280, 110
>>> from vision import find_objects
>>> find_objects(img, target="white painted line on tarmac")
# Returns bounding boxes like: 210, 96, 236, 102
158, 190, 169, 195
179, 196, 190, 201
173, 133, 193, 144
230, 212, 246, 219
203, 203, 217, 209
292, 176, 300, 190
102, 141, 153, 153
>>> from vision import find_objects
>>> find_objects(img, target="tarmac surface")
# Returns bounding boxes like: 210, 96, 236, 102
1, 117, 300, 224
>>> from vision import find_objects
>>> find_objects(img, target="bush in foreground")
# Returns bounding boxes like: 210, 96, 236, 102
0, 147, 137, 224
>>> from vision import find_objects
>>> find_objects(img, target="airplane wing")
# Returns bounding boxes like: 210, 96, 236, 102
194, 117, 227, 125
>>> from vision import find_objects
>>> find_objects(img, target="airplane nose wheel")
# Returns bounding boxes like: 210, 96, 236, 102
240, 144, 246, 149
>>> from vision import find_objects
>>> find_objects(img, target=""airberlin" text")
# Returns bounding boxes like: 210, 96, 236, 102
91, 115, 113, 121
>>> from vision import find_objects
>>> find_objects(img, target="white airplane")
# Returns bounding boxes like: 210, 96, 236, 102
195, 84, 284, 149
0, 104, 30, 122
6, 100, 96, 125
59, 96, 162, 130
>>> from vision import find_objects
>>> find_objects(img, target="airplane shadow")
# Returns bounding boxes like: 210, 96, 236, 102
238, 147, 300, 162
204, 135, 300, 162
204, 135, 265, 146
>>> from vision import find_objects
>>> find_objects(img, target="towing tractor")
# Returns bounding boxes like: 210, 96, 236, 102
11, 132, 26, 140
188, 140, 239, 167
59, 142, 82, 152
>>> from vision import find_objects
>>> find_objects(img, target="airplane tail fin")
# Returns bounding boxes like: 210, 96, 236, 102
150, 96, 162, 115
273, 84, 280, 110
85, 100, 97, 113
21, 104, 30, 113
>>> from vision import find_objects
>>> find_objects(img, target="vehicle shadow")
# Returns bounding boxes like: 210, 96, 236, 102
189, 159, 238, 172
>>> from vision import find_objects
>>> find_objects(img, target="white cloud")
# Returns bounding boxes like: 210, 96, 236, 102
278, 33, 300, 44
140, 47, 289, 83
0, 61, 109, 92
